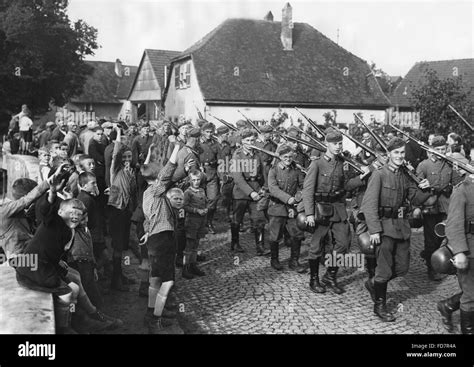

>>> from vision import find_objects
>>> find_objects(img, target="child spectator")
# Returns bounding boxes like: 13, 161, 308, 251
182, 169, 208, 279
108, 127, 137, 291
59, 142, 69, 158
77, 171, 110, 281
15, 168, 114, 333
140, 143, 181, 333
38, 147, 51, 183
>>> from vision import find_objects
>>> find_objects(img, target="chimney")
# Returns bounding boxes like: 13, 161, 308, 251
264, 11, 274, 21
281, 3, 293, 51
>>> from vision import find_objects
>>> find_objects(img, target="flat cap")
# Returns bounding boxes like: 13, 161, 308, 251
101, 121, 113, 129
325, 128, 343, 143
187, 127, 201, 138
46, 121, 56, 127
386, 136, 405, 152
216, 126, 229, 135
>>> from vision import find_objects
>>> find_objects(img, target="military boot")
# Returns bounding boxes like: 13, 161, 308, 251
365, 257, 377, 302
231, 223, 245, 253
373, 281, 396, 322
460, 310, 474, 335
308, 259, 326, 293
255, 228, 265, 256
207, 209, 216, 234
269, 241, 283, 270
182, 264, 194, 280
322, 267, 345, 294
288, 239, 307, 273
437, 292, 462, 333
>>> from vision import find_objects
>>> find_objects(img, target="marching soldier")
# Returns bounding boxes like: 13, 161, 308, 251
216, 126, 233, 223
267, 144, 306, 272
200, 122, 221, 234
172, 127, 202, 188
228, 120, 248, 153
444, 173, 474, 334
416, 136, 462, 281
286, 126, 311, 169
256, 124, 277, 179
360, 137, 431, 322
302, 129, 362, 295
230, 129, 267, 254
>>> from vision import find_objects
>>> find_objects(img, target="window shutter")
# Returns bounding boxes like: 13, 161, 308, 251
174, 65, 180, 89
185, 62, 191, 86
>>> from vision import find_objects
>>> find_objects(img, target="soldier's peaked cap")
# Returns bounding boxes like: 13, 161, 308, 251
325, 128, 343, 143
277, 144, 293, 156
216, 126, 229, 135
241, 128, 257, 139
201, 122, 215, 131
187, 127, 201, 138
260, 125, 273, 133
386, 136, 405, 151
431, 136, 446, 147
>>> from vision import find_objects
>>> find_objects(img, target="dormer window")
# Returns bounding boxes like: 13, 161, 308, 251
175, 61, 191, 89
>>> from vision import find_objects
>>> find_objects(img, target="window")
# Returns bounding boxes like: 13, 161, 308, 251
175, 61, 191, 89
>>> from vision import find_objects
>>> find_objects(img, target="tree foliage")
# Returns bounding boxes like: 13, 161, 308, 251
409, 69, 472, 138
0, 0, 98, 130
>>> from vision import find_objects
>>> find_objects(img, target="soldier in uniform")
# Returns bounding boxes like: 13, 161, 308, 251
267, 144, 306, 272
167, 120, 190, 162
228, 120, 248, 152
286, 126, 311, 169
302, 129, 363, 295
216, 126, 233, 222
200, 122, 221, 234
360, 137, 431, 322
416, 136, 462, 281
256, 124, 277, 179
230, 129, 267, 254
172, 128, 202, 185
444, 173, 474, 334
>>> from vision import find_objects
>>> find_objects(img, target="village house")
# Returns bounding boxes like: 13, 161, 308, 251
128, 49, 182, 122
65, 60, 138, 122
163, 3, 391, 128
390, 58, 474, 129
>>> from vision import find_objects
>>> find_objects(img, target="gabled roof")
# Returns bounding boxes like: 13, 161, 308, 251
128, 49, 182, 101
166, 18, 390, 108
391, 59, 474, 108
70, 61, 138, 104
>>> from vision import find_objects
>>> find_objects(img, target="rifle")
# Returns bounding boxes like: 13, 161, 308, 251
249, 144, 307, 174
283, 134, 365, 174
193, 102, 204, 120
448, 104, 474, 132
332, 125, 379, 158
294, 126, 323, 147
238, 110, 262, 134
389, 123, 474, 174
294, 107, 325, 139
207, 112, 238, 132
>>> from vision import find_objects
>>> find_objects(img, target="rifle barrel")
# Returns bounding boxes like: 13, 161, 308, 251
237, 110, 262, 134
249, 144, 307, 174
448, 105, 474, 132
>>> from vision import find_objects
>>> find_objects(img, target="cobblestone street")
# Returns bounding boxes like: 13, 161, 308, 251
100, 207, 460, 335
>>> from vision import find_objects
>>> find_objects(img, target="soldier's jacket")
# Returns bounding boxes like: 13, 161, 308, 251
345, 164, 370, 210
446, 176, 474, 257
200, 137, 221, 182
228, 131, 241, 153
219, 140, 232, 160
416, 157, 461, 213
302, 154, 362, 222
256, 139, 277, 179
360, 164, 432, 240
172, 145, 201, 183
231, 147, 266, 200
268, 162, 304, 217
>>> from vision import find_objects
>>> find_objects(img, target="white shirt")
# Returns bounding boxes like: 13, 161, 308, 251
19, 116, 33, 131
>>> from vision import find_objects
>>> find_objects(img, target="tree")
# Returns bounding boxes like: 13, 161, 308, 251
0, 0, 98, 132
409, 69, 472, 138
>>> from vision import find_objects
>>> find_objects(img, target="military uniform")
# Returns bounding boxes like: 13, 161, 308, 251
445, 175, 474, 334
217, 127, 233, 222
360, 139, 431, 322
417, 151, 460, 279
200, 129, 221, 232
302, 152, 360, 294
230, 142, 267, 254
268, 152, 306, 272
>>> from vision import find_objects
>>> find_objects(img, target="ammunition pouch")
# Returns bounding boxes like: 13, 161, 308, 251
467, 220, 474, 234
256, 193, 270, 211
315, 202, 334, 224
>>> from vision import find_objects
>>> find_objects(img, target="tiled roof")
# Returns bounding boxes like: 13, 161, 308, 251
167, 18, 390, 108
391, 59, 474, 108
70, 61, 137, 104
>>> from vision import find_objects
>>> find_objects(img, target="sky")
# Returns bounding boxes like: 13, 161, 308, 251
67, 0, 473, 77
